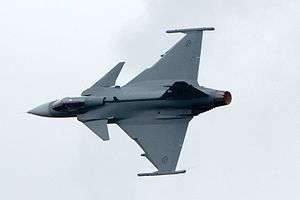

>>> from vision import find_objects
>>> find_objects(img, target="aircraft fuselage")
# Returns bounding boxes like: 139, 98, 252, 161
28, 86, 231, 122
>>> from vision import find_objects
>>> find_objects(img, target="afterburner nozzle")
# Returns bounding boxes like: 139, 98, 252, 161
214, 91, 232, 107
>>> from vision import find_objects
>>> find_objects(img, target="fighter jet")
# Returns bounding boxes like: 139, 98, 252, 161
28, 27, 232, 176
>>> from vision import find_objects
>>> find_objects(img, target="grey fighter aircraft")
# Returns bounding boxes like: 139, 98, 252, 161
28, 27, 232, 176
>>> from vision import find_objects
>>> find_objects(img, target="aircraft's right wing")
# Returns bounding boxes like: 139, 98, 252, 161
117, 112, 192, 176
126, 27, 214, 86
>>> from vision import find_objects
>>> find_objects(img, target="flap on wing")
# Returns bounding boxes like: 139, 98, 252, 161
82, 119, 109, 141
118, 117, 191, 172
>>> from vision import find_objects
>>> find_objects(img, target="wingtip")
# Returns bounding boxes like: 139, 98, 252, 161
137, 170, 186, 177
166, 27, 215, 34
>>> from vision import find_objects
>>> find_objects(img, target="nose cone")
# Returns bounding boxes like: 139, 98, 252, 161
28, 102, 52, 117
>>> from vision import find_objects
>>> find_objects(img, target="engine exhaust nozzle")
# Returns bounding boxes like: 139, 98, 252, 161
214, 91, 232, 107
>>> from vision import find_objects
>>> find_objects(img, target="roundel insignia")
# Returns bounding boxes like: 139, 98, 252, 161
162, 156, 168, 164
185, 39, 192, 47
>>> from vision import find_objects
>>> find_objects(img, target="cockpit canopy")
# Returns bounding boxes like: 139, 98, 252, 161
51, 97, 86, 112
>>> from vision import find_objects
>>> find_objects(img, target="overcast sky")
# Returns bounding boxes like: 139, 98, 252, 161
0, 0, 299, 199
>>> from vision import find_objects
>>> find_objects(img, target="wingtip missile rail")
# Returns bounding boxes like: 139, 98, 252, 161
166, 27, 215, 34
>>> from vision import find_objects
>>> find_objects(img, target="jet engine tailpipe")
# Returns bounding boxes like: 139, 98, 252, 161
214, 91, 232, 107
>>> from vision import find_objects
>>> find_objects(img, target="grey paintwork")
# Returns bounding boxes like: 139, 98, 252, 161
28, 27, 232, 176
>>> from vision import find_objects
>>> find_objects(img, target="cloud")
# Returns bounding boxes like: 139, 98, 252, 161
0, 0, 299, 199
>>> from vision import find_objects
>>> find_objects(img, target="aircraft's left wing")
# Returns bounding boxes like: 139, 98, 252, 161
118, 114, 192, 176
126, 27, 214, 86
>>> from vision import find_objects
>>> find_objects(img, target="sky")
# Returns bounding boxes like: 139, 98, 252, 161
0, 0, 299, 199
